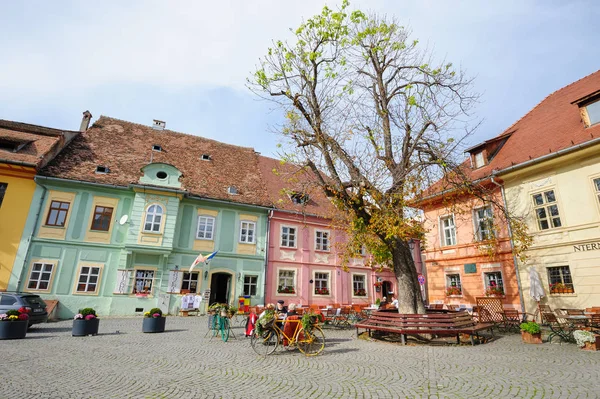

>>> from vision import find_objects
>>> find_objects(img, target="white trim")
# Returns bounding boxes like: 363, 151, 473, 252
143, 203, 164, 233
472, 204, 494, 242
351, 272, 367, 298
239, 220, 256, 244
313, 269, 331, 296
280, 225, 298, 248
276, 267, 297, 295
314, 229, 330, 252
481, 269, 505, 296
438, 213, 457, 247
196, 215, 216, 240
73, 263, 103, 295
530, 187, 563, 231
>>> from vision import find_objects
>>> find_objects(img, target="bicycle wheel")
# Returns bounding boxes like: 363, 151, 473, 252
297, 326, 325, 356
250, 329, 279, 356
220, 317, 230, 342
211, 314, 219, 337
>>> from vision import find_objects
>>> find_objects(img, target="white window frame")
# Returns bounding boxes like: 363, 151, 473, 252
585, 99, 600, 126
280, 225, 297, 248
592, 177, 600, 206
26, 261, 56, 292
532, 190, 562, 231
474, 151, 485, 168
314, 271, 330, 295
143, 204, 164, 233
239, 221, 256, 244
352, 273, 367, 297
132, 269, 156, 295
277, 269, 296, 294
440, 215, 457, 247
181, 272, 199, 293
483, 271, 504, 294
75, 265, 102, 294
445, 273, 462, 296
196, 215, 215, 240
315, 230, 330, 252
473, 205, 494, 241
243, 275, 258, 296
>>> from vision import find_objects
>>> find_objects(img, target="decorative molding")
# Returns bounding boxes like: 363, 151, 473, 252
529, 176, 553, 189
352, 257, 364, 266
480, 263, 501, 269
280, 250, 296, 261
314, 253, 329, 264
444, 266, 460, 272
441, 249, 456, 254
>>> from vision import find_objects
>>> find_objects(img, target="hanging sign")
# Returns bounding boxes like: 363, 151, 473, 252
418, 274, 425, 285
202, 289, 211, 301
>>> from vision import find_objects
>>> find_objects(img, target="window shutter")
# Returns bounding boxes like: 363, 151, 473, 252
113, 269, 132, 294
167, 270, 182, 294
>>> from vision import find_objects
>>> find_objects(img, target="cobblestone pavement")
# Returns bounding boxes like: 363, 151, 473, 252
1, 317, 599, 399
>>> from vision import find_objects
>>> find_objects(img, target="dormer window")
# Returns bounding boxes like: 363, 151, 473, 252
473, 151, 485, 169
0, 138, 31, 153
228, 186, 238, 195
95, 166, 110, 174
584, 100, 600, 126
152, 145, 162, 152
156, 171, 168, 180
201, 154, 211, 161
290, 192, 309, 205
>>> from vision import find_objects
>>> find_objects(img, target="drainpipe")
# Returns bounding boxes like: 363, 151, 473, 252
263, 209, 272, 306
17, 180, 48, 290
490, 176, 525, 314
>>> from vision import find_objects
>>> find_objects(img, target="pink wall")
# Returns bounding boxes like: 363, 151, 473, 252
266, 211, 410, 307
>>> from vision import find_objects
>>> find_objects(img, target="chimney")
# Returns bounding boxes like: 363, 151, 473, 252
80, 110, 93, 132
152, 120, 166, 130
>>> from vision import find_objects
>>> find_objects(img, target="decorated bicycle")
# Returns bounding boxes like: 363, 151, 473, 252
207, 303, 237, 342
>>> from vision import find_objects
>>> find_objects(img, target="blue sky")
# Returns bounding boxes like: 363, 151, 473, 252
1, 1, 599, 158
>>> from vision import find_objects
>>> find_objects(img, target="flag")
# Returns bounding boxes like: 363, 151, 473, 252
189, 250, 219, 273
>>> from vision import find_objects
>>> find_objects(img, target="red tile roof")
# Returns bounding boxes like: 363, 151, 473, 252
257, 156, 338, 217
0, 120, 79, 169
422, 69, 600, 199
42, 116, 273, 207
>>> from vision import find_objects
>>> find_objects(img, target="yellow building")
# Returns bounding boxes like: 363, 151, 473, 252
0, 115, 86, 291
498, 71, 600, 315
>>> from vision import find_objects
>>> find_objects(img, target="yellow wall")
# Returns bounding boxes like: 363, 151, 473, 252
0, 165, 36, 291
237, 214, 258, 255
502, 144, 600, 314
193, 208, 218, 252
84, 196, 120, 244
38, 190, 77, 240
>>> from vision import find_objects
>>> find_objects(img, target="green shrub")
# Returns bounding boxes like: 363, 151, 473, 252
5, 309, 20, 317
79, 308, 97, 317
520, 321, 541, 334
375, 298, 381, 306
149, 308, 163, 316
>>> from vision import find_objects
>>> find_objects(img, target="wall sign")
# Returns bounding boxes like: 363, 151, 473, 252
573, 242, 600, 252
464, 263, 477, 274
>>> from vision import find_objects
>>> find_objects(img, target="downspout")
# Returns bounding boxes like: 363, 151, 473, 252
17, 180, 48, 290
263, 209, 272, 306
490, 176, 525, 314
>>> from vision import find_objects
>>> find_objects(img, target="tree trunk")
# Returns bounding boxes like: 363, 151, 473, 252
391, 239, 426, 314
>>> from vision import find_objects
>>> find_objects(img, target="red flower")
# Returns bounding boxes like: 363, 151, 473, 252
18, 307, 30, 314
18, 313, 29, 320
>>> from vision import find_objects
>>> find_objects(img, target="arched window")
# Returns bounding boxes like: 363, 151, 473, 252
144, 204, 163, 232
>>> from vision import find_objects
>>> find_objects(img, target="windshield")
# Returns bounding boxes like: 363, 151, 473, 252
23, 296, 46, 307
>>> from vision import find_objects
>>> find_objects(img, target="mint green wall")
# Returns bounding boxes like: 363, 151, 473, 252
14, 178, 269, 318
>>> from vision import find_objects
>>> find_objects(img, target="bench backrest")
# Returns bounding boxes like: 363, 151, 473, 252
367, 311, 477, 329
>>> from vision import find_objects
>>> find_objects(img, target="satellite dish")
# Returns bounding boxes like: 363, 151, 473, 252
118, 215, 129, 225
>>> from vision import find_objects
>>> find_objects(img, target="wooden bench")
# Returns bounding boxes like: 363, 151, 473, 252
179, 308, 200, 317
356, 311, 494, 346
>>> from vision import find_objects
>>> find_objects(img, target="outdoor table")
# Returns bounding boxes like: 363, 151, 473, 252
563, 314, 590, 327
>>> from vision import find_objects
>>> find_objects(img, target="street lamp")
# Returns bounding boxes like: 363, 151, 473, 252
408, 239, 415, 251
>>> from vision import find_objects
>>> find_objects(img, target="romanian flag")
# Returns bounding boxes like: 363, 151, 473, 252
189, 250, 218, 273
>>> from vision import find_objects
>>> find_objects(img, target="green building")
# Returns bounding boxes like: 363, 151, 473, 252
9, 117, 270, 318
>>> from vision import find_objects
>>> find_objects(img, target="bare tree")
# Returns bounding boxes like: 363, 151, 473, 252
249, 1, 479, 313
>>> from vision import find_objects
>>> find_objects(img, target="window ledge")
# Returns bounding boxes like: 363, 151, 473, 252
445, 295, 463, 298
314, 294, 331, 297
276, 293, 297, 296
549, 293, 577, 297
43, 225, 66, 230
314, 250, 331, 253
280, 246, 297, 250
195, 237, 214, 241
142, 230, 163, 235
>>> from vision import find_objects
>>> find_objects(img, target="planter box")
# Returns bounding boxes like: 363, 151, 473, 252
72, 318, 100, 337
143, 317, 166, 333
521, 331, 542, 344
581, 336, 600, 351
0, 320, 28, 340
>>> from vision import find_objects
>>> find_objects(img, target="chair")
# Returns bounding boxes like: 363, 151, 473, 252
566, 309, 585, 315
309, 304, 320, 312
295, 307, 304, 316
498, 309, 521, 333
431, 304, 444, 310
282, 315, 301, 346
591, 314, 600, 333
332, 303, 341, 309
543, 312, 574, 343
336, 306, 352, 328
538, 304, 552, 324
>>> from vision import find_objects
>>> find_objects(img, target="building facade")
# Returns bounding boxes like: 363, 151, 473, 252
9, 116, 271, 317
0, 116, 82, 291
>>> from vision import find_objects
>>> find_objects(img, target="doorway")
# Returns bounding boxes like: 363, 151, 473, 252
209, 272, 232, 305
382, 281, 393, 299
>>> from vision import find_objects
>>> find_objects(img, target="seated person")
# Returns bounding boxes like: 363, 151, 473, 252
379, 296, 388, 309
287, 303, 298, 316
275, 300, 287, 329
391, 296, 398, 308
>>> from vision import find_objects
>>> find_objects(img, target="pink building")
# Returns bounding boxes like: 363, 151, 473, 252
259, 157, 423, 307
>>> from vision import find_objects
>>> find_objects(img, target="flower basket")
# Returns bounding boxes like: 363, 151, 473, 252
485, 287, 504, 297
315, 288, 330, 295
277, 286, 296, 294
143, 308, 166, 333
0, 320, 28, 340
354, 289, 366, 296
445, 287, 462, 296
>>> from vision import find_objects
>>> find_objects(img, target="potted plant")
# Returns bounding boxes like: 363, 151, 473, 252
315, 288, 330, 295
354, 288, 367, 296
143, 308, 166, 333
0, 307, 30, 340
277, 286, 296, 294
301, 310, 324, 332
550, 283, 566, 294
520, 321, 542, 344
574, 330, 600, 351
446, 287, 462, 296
485, 287, 505, 297
72, 308, 100, 336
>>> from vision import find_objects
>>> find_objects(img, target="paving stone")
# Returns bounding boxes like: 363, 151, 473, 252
1, 317, 599, 398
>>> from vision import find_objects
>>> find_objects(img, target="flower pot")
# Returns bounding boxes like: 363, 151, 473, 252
72, 318, 100, 337
143, 317, 166, 333
521, 331, 542, 344
581, 335, 600, 351
0, 320, 28, 340
220, 310, 228, 317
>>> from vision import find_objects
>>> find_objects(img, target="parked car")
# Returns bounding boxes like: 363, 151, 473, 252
0, 292, 48, 327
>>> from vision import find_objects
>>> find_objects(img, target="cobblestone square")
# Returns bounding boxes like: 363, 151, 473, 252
1, 317, 599, 399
